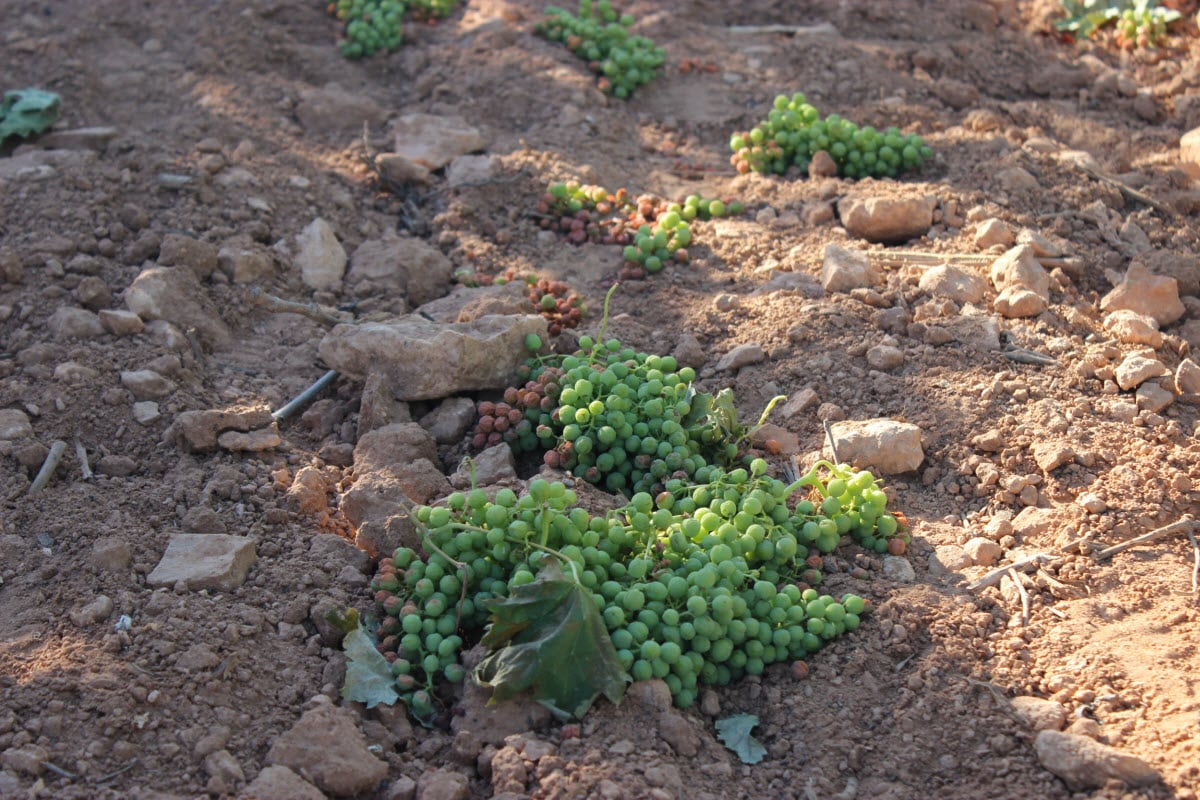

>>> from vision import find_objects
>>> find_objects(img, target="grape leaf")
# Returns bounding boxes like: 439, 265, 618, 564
341, 626, 399, 709
0, 89, 61, 142
474, 556, 629, 720
715, 713, 767, 764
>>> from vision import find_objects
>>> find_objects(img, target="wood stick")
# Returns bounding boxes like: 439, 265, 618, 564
1095, 518, 1199, 560
822, 418, 840, 464
1008, 568, 1031, 626
93, 759, 137, 785
866, 250, 1069, 268
1188, 527, 1199, 599
969, 553, 1056, 592
1002, 348, 1057, 366
74, 438, 92, 480
248, 287, 347, 328
1070, 162, 1174, 216
28, 440, 68, 495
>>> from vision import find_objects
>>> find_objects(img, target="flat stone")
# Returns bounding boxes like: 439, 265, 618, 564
217, 426, 282, 452
146, 533, 257, 591
1101, 263, 1185, 326
417, 282, 535, 324
1114, 354, 1169, 391
929, 544, 972, 574
1136, 382, 1174, 413
963, 537, 1002, 566
0, 744, 48, 776
452, 443, 516, 488
1031, 441, 1075, 472
974, 218, 1014, 249
0, 409, 33, 441
715, 343, 765, 371
1131, 248, 1200, 297
158, 234, 219, 280
346, 235, 454, 308
821, 244, 881, 292
375, 153, 432, 185
1012, 696, 1067, 732
881, 555, 916, 583
1034, 730, 1158, 791
98, 309, 145, 335
295, 83, 386, 136
218, 241, 275, 284
132, 401, 162, 424
1183, 127, 1200, 179
265, 698, 387, 796
1177, 358, 1200, 394
48, 307, 105, 339
391, 113, 485, 170
54, 361, 99, 383
416, 769, 470, 800
168, 407, 274, 452
120, 369, 176, 400
1103, 310, 1162, 348
447, 154, 498, 187
919, 264, 987, 304
780, 388, 819, 420
419, 397, 477, 445
319, 315, 548, 401
995, 285, 1048, 318
866, 344, 904, 371
838, 195, 936, 244
69, 595, 114, 627
827, 418, 924, 474
125, 266, 232, 349
239, 765, 326, 800
294, 218, 346, 292
990, 245, 1050, 297
91, 537, 132, 571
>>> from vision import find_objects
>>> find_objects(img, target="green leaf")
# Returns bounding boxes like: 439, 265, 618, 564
716, 713, 767, 764
0, 89, 61, 141
341, 627, 399, 709
473, 556, 629, 720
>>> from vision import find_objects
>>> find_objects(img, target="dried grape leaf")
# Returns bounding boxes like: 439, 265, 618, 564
716, 713, 767, 764
474, 557, 629, 720
0, 89, 61, 142
341, 626, 399, 709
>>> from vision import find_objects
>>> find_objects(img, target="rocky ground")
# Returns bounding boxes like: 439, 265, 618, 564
3, 0, 1200, 798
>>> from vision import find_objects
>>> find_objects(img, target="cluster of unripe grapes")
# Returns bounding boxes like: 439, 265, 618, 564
527, 276, 585, 336
368, 458, 905, 718
329, 0, 404, 58
535, 182, 742, 279
537, 0, 665, 97
327, 0, 457, 58
1114, 4, 1177, 49
730, 93, 933, 180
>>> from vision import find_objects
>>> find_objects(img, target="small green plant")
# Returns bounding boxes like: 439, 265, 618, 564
1055, 0, 1181, 48
327, 0, 458, 59
730, 93, 932, 180
537, 0, 665, 98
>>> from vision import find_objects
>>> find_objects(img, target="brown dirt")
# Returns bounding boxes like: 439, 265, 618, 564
2, 0, 1200, 798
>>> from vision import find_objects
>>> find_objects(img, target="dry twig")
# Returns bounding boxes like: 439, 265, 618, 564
1070, 161, 1173, 216
968, 553, 1057, 592
1188, 527, 1200, 600
28, 440, 68, 495
248, 287, 347, 328
729, 22, 841, 37
1007, 568, 1031, 626
74, 437, 92, 480
1095, 518, 1199, 560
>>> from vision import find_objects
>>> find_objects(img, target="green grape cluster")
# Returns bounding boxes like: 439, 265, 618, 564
730, 93, 933, 180
534, 335, 703, 495
330, 0, 404, 58
537, 0, 666, 98
368, 461, 906, 717
1115, 3, 1178, 49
